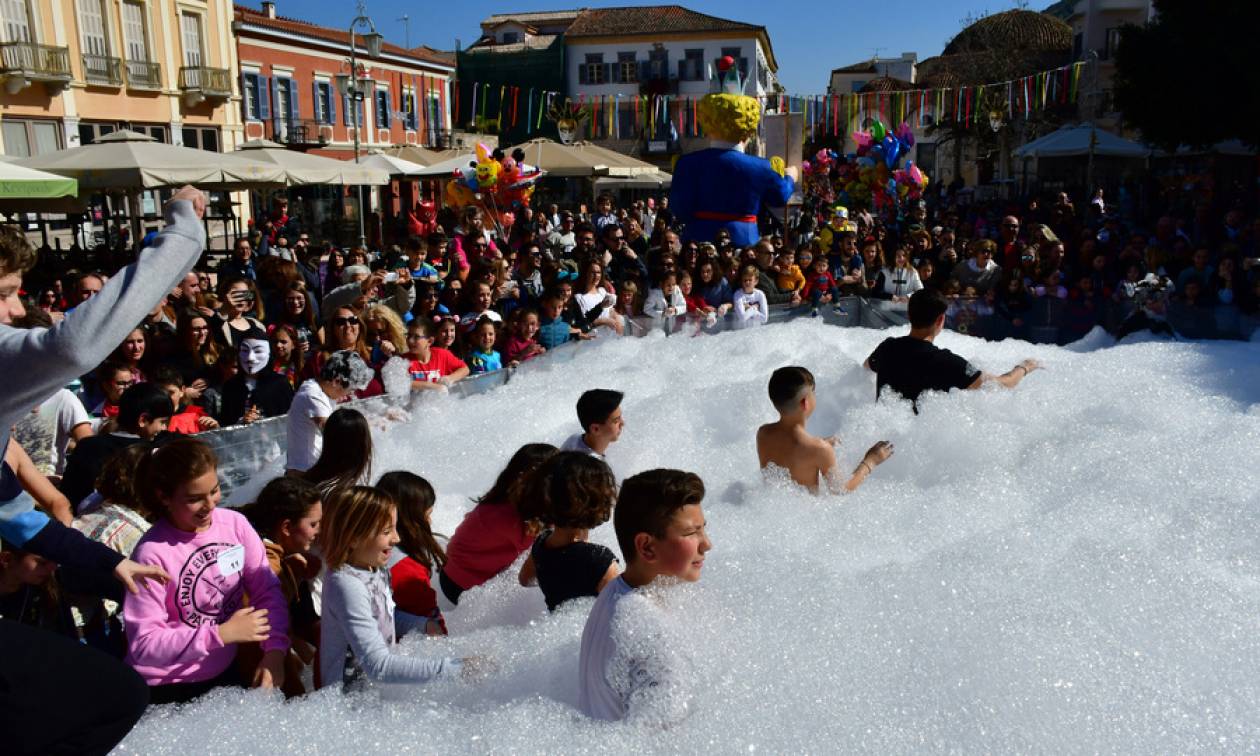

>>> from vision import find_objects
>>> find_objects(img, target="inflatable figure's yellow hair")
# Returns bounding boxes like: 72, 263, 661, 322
697, 93, 760, 143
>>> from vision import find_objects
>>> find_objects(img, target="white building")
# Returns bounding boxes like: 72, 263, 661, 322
827, 53, 917, 95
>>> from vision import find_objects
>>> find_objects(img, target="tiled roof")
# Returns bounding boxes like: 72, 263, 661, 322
465, 35, 562, 54
481, 10, 584, 29
831, 60, 878, 75
564, 5, 762, 37
234, 5, 454, 68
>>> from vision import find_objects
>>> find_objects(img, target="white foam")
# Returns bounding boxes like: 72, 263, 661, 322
117, 321, 1260, 753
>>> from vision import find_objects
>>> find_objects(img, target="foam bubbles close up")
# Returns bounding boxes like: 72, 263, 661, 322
119, 321, 1260, 753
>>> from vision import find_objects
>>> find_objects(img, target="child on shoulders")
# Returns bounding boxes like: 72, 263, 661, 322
755, 366, 893, 494
577, 468, 712, 723
516, 452, 620, 612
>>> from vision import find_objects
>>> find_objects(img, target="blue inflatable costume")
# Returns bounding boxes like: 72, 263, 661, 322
671, 56, 794, 247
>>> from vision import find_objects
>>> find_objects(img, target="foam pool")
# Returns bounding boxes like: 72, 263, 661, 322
118, 321, 1260, 753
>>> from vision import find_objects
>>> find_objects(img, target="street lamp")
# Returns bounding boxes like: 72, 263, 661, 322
344, 0, 382, 248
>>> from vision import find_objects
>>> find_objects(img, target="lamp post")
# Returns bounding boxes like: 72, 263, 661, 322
335, 1, 383, 249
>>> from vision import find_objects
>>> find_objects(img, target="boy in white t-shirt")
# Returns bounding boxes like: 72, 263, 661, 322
561, 389, 623, 460
577, 468, 711, 724
285, 350, 371, 472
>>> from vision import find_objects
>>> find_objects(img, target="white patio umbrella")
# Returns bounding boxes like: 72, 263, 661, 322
359, 152, 428, 177
235, 139, 390, 185
1014, 125, 1150, 159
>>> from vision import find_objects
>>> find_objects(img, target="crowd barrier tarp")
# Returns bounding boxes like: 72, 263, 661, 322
208, 296, 1255, 503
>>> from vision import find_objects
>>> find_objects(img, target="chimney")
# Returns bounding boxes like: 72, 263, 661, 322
262, 1, 276, 18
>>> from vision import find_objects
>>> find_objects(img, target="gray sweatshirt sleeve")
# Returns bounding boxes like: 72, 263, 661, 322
320, 569, 459, 687
0, 200, 205, 438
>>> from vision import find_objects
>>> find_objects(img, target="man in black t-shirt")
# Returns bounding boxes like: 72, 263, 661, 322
865, 289, 1040, 412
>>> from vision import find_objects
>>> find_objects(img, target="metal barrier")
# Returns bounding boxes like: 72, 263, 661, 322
206, 295, 1254, 502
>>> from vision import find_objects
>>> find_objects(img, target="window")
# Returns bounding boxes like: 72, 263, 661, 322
618, 52, 637, 83
720, 46, 749, 79
1, 0, 34, 43
129, 124, 167, 142
1103, 27, 1122, 60
179, 11, 203, 68
581, 53, 605, 85
181, 126, 219, 152
77, 121, 116, 146
403, 90, 417, 130
240, 72, 270, 120
1, 119, 60, 157
313, 80, 336, 124
646, 48, 668, 79
680, 49, 703, 81
342, 90, 365, 128
79, 0, 110, 57
121, 0, 151, 80
274, 77, 293, 122
375, 88, 391, 128
850, 80, 866, 93
500, 31, 519, 44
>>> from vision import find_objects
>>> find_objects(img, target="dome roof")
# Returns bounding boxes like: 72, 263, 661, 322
943, 10, 1072, 56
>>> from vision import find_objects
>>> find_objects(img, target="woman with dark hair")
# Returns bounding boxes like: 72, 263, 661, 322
571, 260, 623, 335
172, 309, 219, 391
377, 471, 448, 636
301, 306, 382, 397
270, 280, 319, 361
322, 246, 346, 296
212, 276, 266, 347
437, 443, 558, 606
302, 407, 372, 496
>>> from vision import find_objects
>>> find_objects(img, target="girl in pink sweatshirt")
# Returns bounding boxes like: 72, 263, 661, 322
123, 438, 289, 705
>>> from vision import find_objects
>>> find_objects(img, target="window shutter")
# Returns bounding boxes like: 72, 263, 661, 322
327, 84, 336, 125
312, 81, 321, 122
289, 79, 300, 120
343, 92, 352, 126
241, 73, 254, 119
603, 63, 614, 84
578, 63, 588, 85
259, 75, 271, 120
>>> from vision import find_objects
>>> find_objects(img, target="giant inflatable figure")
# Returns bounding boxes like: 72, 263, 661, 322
670, 56, 796, 247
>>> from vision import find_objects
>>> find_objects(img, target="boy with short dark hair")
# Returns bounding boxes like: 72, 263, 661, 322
577, 467, 711, 723
405, 319, 469, 391
562, 389, 624, 459
756, 366, 893, 493
59, 383, 174, 511
151, 366, 218, 434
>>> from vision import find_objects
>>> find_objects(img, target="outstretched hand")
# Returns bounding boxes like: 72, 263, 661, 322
114, 559, 171, 594
167, 185, 207, 219
863, 441, 895, 468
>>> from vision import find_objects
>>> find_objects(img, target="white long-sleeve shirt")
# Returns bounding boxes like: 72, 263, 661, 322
320, 564, 461, 690
643, 287, 687, 318
731, 288, 769, 329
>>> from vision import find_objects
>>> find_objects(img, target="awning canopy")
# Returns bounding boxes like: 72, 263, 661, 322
235, 139, 390, 185
1015, 125, 1150, 159
384, 144, 467, 167
499, 139, 626, 178
0, 160, 78, 199
18, 129, 286, 190
594, 169, 672, 189
358, 152, 428, 177
412, 153, 477, 178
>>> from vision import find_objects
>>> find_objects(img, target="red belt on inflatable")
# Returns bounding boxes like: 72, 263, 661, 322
693, 210, 757, 223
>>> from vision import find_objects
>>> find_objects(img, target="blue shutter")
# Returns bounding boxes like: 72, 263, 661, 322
288, 79, 300, 120
327, 84, 336, 125
258, 75, 270, 120
343, 92, 351, 126
578, 63, 588, 85
312, 81, 321, 123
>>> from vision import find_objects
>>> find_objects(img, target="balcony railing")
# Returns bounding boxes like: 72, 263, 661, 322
82, 53, 122, 86
0, 41, 72, 91
266, 117, 328, 146
179, 65, 232, 99
126, 59, 162, 90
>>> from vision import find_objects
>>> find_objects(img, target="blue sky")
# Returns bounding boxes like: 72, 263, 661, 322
259, 1, 1029, 94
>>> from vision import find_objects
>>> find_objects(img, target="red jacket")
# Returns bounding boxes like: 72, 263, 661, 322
802, 270, 839, 299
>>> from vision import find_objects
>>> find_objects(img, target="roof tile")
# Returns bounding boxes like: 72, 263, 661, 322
234, 5, 454, 68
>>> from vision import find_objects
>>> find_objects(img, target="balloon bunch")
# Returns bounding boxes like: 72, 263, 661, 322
842, 121, 930, 214
444, 143, 545, 231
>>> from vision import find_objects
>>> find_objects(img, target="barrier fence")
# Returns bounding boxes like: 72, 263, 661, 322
207, 296, 1256, 503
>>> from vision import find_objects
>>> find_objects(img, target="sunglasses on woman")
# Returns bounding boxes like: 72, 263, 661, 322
331, 316, 360, 327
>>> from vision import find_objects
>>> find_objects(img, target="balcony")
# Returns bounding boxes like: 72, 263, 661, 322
265, 117, 329, 147
0, 41, 72, 95
126, 59, 162, 90
179, 65, 232, 107
82, 54, 122, 86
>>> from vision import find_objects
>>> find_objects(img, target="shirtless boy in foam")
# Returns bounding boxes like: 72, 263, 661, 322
756, 366, 894, 493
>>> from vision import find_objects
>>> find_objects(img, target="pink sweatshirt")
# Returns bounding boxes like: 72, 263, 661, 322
123, 507, 289, 686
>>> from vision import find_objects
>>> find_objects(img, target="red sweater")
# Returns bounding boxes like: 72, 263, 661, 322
442, 501, 533, 591
389, 555, 445, 634
802, 270, 839, 299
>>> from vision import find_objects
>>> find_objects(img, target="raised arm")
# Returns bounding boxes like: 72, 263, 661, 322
970, 359, 1042, 390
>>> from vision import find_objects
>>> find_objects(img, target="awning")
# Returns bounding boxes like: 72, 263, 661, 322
358, 152, 428, 177
1015, 125, 1150, 159
235, 139, 390, 185
594, 169, 672, 189
0, 160, 78, 199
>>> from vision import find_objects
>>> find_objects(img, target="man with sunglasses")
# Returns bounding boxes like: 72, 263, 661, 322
602, 224, 647, 288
